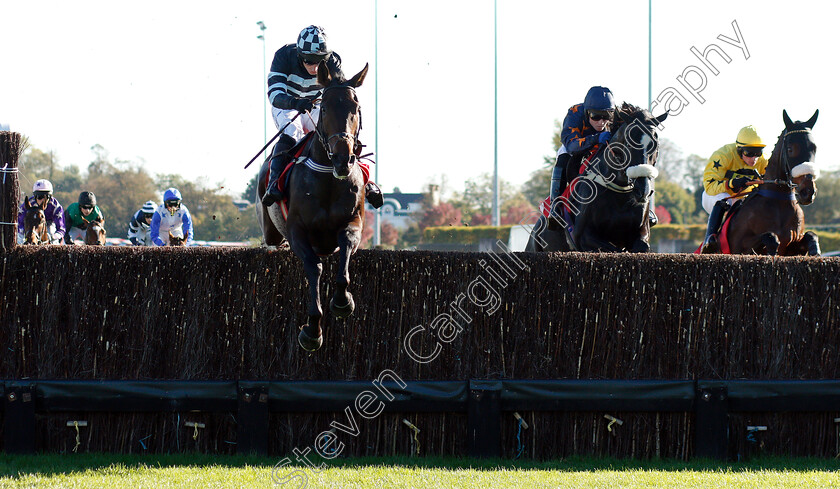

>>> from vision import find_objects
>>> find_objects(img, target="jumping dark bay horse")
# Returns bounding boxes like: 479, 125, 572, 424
22, 196, 49, 245
703, 110, 820, 256
257, 62, 369, 351
526, 103, 667, 252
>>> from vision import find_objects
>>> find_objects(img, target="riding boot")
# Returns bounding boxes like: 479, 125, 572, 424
261, 134, 297, 207
365, 182, 384, 209
701, 200, 730, 252
547, 154, 570, 231
648, 193, 659, 227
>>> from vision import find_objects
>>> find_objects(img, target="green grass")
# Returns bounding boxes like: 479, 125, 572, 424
2, 454, 840, 488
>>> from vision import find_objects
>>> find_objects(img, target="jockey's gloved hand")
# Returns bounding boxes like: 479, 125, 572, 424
733, 168, 761, 180
295, 97, 314, 113
597, 131, 611, 145
729, 175, 752, 192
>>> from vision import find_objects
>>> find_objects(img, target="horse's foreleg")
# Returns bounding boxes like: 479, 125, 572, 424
577, 229, 619, 252
288, 236, 325, 351
785, 232, 821, 256
754, 232, 781, 256
804, 231, 821, 256
330, 228, 359, 318
628, 236, 651, 253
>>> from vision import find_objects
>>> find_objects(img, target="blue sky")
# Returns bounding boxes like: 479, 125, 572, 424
1, 1, 835, 199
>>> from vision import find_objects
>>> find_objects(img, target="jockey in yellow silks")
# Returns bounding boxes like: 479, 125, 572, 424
700, 125, 768, 251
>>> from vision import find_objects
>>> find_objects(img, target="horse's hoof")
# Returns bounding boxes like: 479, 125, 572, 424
330, 295, 355, 318
298, 327, 323, 351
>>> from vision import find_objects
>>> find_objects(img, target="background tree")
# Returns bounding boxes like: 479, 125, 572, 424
654, 180, 696, 224
417, 201, 462, 231
802, 171, 840, 224
521, 158, 552, 208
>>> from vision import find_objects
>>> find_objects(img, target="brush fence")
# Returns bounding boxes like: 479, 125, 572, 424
1, 246, 840, 459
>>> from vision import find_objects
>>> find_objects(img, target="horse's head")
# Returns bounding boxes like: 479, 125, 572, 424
602, 103, 667, 199
85, 221, 107, 245
22, 196, 48, 245
168, 229, 186, 246
315, 62, 369, 179
768, 109, 819, 204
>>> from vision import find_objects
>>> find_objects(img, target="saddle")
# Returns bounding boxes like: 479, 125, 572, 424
693, 199, 745, 254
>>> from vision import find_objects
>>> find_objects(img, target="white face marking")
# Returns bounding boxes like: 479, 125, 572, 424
641, 134, 652, 154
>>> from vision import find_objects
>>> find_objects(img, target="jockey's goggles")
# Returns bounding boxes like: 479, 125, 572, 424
165, 200, 181, 209
143, 212, 154, 219
740, 147, 763, 158
300, 54, 326, 66
81, 205, 94, 210
34, 193, 50, 200
588, 110, 613, 121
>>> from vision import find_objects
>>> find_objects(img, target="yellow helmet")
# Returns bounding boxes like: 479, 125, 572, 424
736, 126, 765, 148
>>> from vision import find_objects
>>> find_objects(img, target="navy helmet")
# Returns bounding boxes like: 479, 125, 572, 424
583, 86, 616, 114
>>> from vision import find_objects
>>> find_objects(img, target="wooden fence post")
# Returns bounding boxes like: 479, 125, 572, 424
0, 131, 23, 251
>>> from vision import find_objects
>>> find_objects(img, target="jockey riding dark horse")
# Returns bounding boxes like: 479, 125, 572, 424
527, 103, 667, 253
258, 61, 371, 351
261, 25, 383, 211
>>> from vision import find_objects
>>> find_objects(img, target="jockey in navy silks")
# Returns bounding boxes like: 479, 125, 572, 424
548, 86, 658, 231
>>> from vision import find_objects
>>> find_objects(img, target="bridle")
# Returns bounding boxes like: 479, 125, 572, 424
313, 85, 362, 165
773, 128, 811, 189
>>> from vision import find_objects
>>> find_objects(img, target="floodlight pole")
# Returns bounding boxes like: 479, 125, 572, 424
257, 21, 268, 160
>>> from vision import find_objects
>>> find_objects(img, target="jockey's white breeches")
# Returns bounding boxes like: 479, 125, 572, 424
702, 191, 739, 214
272, 105, 321, 142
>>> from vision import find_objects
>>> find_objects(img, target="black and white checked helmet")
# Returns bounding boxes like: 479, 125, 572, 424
296, 25, 329, 56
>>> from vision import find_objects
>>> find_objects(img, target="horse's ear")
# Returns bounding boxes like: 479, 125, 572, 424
348, 63, 369, 89
654, 112, 668, 125
317, 60, 332, 87
804, 109, 819, 129
24, 196, 30, 209
783, 109, 794, 129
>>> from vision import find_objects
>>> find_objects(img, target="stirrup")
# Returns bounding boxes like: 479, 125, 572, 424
262, 183, 283, 206
365, 182, 383, 209
701, 234, 718, 253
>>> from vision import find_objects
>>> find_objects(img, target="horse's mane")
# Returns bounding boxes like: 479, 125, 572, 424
614, 102, 653, 130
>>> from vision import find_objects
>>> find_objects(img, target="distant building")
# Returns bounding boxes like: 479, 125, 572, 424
364, 185, 436, 230
232, 198, 250, 212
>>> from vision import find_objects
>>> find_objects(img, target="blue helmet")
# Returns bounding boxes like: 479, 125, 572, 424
583, 86, 616, 113
163, 188, 182, 202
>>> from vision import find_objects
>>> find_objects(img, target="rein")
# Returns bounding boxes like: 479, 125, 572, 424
776, 128, 810, 184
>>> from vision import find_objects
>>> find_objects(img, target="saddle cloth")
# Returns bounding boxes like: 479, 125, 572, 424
265, 132, 372, 216
539, 146, 601, 219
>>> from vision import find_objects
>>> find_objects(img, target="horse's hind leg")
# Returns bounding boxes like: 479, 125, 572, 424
330, 229, 359, 318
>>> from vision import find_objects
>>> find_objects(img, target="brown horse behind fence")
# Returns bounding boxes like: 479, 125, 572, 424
22, 196, 49, 245
84, 221, 107, 245
704, 110, 820, 256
